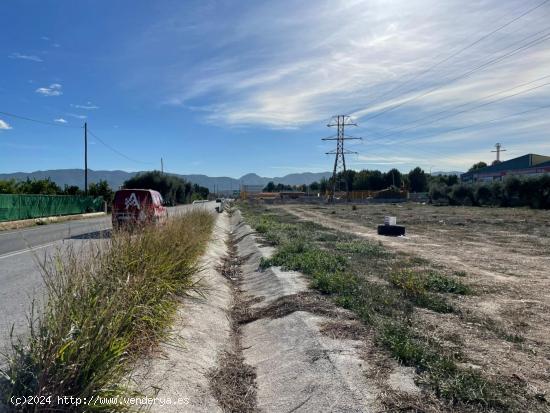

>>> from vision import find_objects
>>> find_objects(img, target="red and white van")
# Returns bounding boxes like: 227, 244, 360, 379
112, 189, 167, 229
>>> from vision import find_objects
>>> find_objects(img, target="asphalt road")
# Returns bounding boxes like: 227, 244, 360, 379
0, 202, 217, 355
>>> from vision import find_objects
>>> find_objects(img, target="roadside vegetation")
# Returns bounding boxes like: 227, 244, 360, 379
0, 210, 214, 412
124, 171, 209, 205
0, 177, 114, 202
240, 202, 547, 412
430, 174, 550, 209
0, 171, 211, 208
262, 166, 429, 194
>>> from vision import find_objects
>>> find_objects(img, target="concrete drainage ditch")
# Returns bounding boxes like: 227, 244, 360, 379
135, 208, 419, 412
209, 226, 259, 413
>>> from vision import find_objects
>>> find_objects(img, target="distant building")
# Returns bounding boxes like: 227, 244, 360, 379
279, 191, 306, 200
240, 185, 264, 193
461, 154, 550, 183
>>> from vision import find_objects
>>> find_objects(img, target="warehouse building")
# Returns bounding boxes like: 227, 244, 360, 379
461, 154, 550, 183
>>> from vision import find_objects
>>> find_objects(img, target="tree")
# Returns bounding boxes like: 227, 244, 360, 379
469, 162, 487, 172
192, 183, 209, 200
319, 178, 328, 194
352, 170, 369, 190
384, 168, 402, 188
431, 174, 459, 186
309, 181, 320, 191
264, 181, 276, 192
408, 167, 428, 192
0, 179, 18, 194
17, 178, 61, 195
124, 171, 193, 205
366, 170, 385, 190
63, 185, 83, 196
340, 170, 356, 192
88, 180, 114, 203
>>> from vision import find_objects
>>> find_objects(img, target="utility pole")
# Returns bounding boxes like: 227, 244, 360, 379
322, 115, 361, 201
84, 122, 88, 196
161, 157, 164, 173
491, 143, 506, 163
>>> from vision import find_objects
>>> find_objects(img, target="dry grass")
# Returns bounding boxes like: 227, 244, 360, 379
236, 291, 346, 325
0, 211, 214, 411
208, 228, 259, 413
319, 320, 369, 341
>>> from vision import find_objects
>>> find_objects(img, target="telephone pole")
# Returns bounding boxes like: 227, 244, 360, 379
322, 115, 361, 201
84, 122, 88, 196
491, 142, 506, 163
161, 157, 164, 173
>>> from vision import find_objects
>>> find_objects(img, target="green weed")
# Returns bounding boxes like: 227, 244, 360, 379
334, 240, 387, 257
390, 270, 455, 313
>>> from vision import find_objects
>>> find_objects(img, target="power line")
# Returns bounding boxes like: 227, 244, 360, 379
364, 103, 550, 149
87, 129, 154, 165
349, 0, 550, 117
0, 110, 81, 129
359, 29, 550, 122
0, 109, 156, 166
365, 74, 550, 139
366, 77, 550, 144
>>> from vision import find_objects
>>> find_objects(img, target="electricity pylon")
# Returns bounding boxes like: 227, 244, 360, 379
322, 115, 362, 201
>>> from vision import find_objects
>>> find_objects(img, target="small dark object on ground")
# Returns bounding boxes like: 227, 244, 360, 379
378, 224, 406, 236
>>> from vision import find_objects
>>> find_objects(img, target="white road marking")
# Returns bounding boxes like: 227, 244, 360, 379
0, 242, 58, 260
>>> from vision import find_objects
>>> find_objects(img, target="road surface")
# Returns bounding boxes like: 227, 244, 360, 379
0, 202, 216, 354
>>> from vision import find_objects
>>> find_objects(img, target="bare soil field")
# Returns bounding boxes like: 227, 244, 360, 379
269, 202, 550, 410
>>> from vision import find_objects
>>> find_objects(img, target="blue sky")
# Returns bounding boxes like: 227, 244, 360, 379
1, 0, 549, 177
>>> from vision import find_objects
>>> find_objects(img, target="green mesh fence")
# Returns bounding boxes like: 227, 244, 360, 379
0, 194, 104, 222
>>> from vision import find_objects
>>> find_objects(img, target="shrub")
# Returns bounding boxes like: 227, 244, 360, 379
429, 183, 449, 203
475, 184, 493, 206
449, 183, 475, 206
429, 175, 550, 209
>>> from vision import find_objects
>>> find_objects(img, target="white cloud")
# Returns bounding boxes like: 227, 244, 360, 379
67, 113, 87, 119
54, 118, 68, 124
70, 102, 99, 110
149, 0, 549, 133
9, 52, 43, 62
36, 83, 62, 96
0, 119, 12, 130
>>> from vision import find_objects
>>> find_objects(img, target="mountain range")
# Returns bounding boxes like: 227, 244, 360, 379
0, 169, 333, 192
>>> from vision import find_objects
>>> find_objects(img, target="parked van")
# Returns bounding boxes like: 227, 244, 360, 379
112, 189, 167, 229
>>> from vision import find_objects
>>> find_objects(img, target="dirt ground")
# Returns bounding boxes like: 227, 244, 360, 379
275, 203, 550, 402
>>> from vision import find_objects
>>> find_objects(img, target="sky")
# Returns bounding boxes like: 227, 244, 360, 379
1, 0, 549, 178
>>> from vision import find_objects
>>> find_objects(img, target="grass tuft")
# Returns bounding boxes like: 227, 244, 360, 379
0, 211, 214, 411
389, 270, 455, 313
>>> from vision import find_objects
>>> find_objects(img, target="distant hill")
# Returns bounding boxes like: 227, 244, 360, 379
0, 169, 332, 192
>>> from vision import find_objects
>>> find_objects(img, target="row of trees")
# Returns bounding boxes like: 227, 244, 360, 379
0, 178, 114, 201
0, 171, 210, 206
262, 167, 430, 194
429, 175, 550, 209
123, 171, 209, 205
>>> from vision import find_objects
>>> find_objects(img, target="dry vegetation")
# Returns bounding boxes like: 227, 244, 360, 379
242, 201, 550, 412
0, 211, 214, 412
209, 211, 259, 413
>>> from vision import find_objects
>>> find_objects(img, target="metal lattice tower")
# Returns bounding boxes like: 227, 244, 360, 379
491, 142, 506, 163
322, 115, 362, 200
